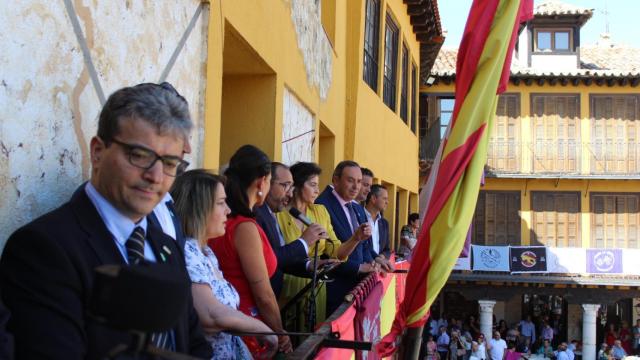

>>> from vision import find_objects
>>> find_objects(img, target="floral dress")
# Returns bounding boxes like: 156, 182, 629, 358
184, 239, 252, 359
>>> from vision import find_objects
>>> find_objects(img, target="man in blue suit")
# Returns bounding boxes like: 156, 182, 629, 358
255, 162, 323, 297
364, 184, 394, 272
316, 160, 378, 315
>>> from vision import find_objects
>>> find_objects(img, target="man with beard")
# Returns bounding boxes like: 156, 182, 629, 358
254, 162, 323, 297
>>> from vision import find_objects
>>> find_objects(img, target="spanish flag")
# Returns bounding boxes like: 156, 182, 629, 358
376, 0, 532, 356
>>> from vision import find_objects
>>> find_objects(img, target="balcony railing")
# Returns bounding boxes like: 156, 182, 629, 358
480, 140, 640, 176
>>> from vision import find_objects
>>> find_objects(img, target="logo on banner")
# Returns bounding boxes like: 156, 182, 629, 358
480, 248, 502, 269
519, 250, 538, 268
587, 249, 622, 274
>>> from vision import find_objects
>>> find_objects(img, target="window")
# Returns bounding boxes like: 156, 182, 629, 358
531, 94, 580, 173
411, 64, 417, 133
487, 94, 520, 172
473, 191, 521, 245
400, 44, 409, 123
535, 28, 572, 52
439, 98, 455, 139
590, 95, 640, 173
363, 0, 380, 91
383, 13, 399, 110
591, 193, 640, 248
531, 192, 580, 247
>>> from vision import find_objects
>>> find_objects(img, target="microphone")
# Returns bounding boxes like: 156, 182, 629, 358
289, 207, 313, 227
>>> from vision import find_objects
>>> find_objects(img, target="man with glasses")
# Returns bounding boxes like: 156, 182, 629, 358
0, 83, 211, 359
255, 162, 323, 297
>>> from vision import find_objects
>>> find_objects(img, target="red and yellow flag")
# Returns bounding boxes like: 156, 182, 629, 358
376, 0, 532, 355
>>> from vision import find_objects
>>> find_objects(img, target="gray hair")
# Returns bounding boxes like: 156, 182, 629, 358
98, 82, 192, 143
170, 169, 225, 246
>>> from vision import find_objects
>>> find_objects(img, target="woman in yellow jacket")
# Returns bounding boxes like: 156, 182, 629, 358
276, 162, 362, 326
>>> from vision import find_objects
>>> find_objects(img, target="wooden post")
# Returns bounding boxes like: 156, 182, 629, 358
398, 326, 424, 360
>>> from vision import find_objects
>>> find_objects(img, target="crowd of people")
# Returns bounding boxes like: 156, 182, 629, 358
0, 83, 421, 359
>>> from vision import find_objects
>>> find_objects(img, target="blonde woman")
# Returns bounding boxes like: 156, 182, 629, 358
171, 169, 277, 359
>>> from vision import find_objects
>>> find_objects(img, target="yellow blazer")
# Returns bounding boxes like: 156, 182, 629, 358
276, 204, 346, 260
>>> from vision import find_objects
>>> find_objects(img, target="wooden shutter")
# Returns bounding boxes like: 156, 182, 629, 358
532, 95, 579, 173
531, 192, 580, 247
472, 191, 521, 245
590, 193, 640, 248
488, 94, 520, 172
590, 95, 640, 173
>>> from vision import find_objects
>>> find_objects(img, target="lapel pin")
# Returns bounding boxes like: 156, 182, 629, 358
160, 253, 167, 262
162, 245, 172, 255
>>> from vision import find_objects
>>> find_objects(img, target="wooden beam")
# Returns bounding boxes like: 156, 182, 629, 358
595, 78, 605, 86
572, 78, 580, 86
410, 14, 428, 26
560, 78, 569, 86
631, 78, 640, 87
584, 78, 593, 86
408, 4, 427, 16
606, 78, 616, 87
525, 78, 533, 86
549, 78, 558, 86
537, 78, 545, 86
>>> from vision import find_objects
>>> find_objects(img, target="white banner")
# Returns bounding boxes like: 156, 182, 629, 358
622, 249, 640, 275
547, 247, 586, 274
453, 256, 471, 271
471, 245, 510, 272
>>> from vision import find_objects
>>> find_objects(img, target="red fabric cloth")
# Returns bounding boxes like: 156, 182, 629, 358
354, 279, 384, 360
209, 215, 277, 317
315, 304, 357, 360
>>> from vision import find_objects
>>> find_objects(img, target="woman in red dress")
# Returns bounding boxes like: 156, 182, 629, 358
209, 145, 292, 357
605, 323, 618, 347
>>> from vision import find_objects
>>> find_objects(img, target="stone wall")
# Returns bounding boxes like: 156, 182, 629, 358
0, 0, 208, 251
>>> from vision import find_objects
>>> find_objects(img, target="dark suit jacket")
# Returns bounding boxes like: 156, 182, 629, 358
147, 200, 186, 252
0, 186, 211, 360
315, 186, 373, 313
369, 216, 391, 259
254, 204, 309, 298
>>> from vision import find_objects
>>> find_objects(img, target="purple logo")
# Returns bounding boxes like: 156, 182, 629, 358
586, 249, 622, 274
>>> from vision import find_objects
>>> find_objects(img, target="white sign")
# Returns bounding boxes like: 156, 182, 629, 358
547, 247, 586, 274
453, 256, 471, 271
471, 245, 510, 272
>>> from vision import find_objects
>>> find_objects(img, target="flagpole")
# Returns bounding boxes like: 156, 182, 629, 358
398, 326, 423, 359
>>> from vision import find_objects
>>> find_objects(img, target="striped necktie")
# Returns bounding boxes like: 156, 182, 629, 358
345, 203, 360, 235
125, 227, 175, 351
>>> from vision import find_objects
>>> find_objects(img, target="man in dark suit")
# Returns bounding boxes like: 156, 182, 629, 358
364, 184, 394, 272
0, 83, 211, 360
255, 162, 323, 297
315, 160, 377, 315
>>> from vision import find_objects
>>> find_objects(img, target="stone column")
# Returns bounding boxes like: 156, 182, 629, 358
582, 304, 600, 360
478, 300, 496, 338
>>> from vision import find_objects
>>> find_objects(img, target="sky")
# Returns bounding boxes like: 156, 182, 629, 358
437, 0, 640, 49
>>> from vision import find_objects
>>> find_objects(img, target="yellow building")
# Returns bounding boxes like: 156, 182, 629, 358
204, 0, 443, 250
421, 2, 640, 357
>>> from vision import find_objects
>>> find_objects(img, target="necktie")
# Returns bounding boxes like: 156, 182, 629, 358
125, 227, 175, 351
125, 227, 146, 265
273, 212, 285, 246
345, 203, 360, 235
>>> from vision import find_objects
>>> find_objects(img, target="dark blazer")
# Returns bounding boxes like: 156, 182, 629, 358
315, 186, 374, 314
147, 199, 186, 252
254, 204, 309, 297
0, 186, 211, 360
369, 216, 391, 259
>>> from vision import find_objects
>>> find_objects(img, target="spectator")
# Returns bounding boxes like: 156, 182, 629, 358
620, 320, 633, 354
633, 319, 640, 355
519, 315, 536, 347
598, 343, 609, 360
364, 184, 394, 272
556, 342, 570, 360
210, 144, 292, 356
356, 168, 374, 204
541, 321, 554, 344
399, 213, 420, 258
171, 169, 277, 358
605, 323, 618, 347
277, 162, 363, 324
0, 83, 211, 359
424, 334, 439, 360
497, 320, 508, 340
450, 330, 467, 360
316, 160, 374, 315
505, 341, 521, 360
488, 331, 508, 360
611, 339, 626, 360
436, 326, 450, 360
474, 334, 488, 360
537, 339, 554, 358
254, 162, 319, 298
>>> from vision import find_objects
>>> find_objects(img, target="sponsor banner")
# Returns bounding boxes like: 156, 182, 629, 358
510, 246, 548, 273
586, 249, 622, 274
471, 245, 510, 272
453, 256, 471, 271
547, 247, 586, 274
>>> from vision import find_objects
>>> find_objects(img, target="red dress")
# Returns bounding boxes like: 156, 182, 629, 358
209, 215, 277, 319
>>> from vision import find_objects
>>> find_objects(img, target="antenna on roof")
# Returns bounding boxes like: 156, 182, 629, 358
600, 0, 610, 34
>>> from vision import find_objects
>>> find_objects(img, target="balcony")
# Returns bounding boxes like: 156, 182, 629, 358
483, 140, 640, 177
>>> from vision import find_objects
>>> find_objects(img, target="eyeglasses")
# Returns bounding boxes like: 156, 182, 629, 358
109, 138, 189, 177
276, 181, 293, 192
